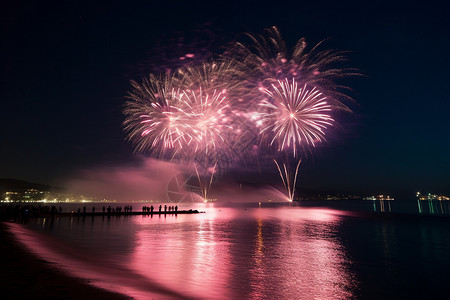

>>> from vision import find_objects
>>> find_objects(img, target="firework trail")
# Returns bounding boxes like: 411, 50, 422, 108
274, 159, 302, 201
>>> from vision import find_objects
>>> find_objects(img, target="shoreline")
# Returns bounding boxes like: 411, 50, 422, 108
0, 221, 131, 299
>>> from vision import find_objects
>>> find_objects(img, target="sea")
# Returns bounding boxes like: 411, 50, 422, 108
8, 200, 450, 299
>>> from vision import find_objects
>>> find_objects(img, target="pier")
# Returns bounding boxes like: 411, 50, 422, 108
62, 210, 203, 217
0, 204, 204, 222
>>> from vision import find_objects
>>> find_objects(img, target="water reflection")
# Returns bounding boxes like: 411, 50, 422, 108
6, 222, 190, 299
129, 207, 355, 299
417, 200, 450, 215
249, 209, 353, 299
370, 200, 392, 212
11, 203, 450, 299
10, 206, 356, 299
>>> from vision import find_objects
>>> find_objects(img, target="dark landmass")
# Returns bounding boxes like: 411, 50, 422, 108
0, 178, 57, 193
0, 222, 130, 300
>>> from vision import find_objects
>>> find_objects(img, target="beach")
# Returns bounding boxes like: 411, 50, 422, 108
0, 222, 130, 300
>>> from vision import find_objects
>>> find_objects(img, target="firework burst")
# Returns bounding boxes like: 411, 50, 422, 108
173, 87, 233, 167
223, 26, 358, 200
123, 60, 251, 172
258, 78, 334, 157
227, 26, 357, 112
123, 73, 187, 158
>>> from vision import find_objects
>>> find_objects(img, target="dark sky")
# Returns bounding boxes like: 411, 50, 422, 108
1, 0, 449, 197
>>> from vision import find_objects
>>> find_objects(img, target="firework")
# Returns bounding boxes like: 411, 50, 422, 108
124, 26, 357, 202
124, 60, 253, 172
224, 26, 357, 200
257, 78, 334, 157
173, 87, 233, 167
123, 73, 188, 158
175, 61, 250, 169
226, 26, 357, 112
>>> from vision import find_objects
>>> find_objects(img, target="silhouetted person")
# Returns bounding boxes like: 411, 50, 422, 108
151, 205, 154, 213
159, 205, 162, 213
175, 205, 178, 212
164, 205, 167, 213
92, 207, 95, 214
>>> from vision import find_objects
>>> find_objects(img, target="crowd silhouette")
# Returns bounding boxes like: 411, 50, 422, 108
1, 203, 195, 223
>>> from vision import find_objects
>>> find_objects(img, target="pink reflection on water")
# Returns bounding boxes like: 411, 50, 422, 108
245, 208, 354, 299
129, 207, 355, 299
8, 206, 356, 299
130, 212, 234, 299
6, 222, 194, 299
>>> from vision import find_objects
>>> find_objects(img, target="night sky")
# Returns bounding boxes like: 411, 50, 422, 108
2, 0, 449, 198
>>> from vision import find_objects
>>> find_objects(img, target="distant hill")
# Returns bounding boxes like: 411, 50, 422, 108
0, 178, 54, 193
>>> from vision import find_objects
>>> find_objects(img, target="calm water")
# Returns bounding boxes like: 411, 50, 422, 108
9, 202, 450, 299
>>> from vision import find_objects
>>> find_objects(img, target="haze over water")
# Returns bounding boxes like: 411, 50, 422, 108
9, 203, 450, 299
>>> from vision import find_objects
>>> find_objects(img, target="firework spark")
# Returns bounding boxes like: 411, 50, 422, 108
123, 73, 187, 158
173, 88, 234, 166
257, 78, 334, 157
175, 61, 248, 170
227, 26, 357, 112
123, 61, 251, 172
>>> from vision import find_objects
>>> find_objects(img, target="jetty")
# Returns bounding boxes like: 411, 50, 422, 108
61, 210, 203, 217
0, 204, 204, 222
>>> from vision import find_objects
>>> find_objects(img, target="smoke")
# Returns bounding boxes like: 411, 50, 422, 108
64, 158, 187, 202
208, 183, 288, 203
62, 158, 289, 203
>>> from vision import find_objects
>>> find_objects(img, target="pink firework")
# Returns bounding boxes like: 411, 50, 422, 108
172, 61, 250, 170
123, 61, 250, 171
257, 78, 334, 157
123, 73, 188, 158
173, 88, 233, 162
226, 26, 357, 112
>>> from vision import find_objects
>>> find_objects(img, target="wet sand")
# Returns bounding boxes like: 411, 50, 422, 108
0, 222, 131, 300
